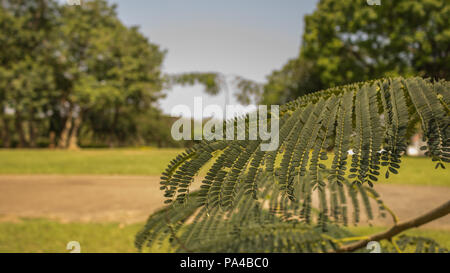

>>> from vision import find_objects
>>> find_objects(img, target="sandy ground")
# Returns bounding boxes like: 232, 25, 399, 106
0, 175, 449, 229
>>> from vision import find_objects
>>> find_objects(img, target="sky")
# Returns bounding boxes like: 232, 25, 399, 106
104, 0, 319, 117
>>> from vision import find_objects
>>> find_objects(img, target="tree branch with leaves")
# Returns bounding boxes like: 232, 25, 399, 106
137, 77, 449, 253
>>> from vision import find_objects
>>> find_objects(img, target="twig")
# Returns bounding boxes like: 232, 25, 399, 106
332, 200, 450, 253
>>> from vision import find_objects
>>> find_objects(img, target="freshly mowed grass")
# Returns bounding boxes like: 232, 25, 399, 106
0, 149, 448, 186
359, 156, 449, 187
0, 219, 448, 253
0, 148, 185, 175
0, 218, 168, 253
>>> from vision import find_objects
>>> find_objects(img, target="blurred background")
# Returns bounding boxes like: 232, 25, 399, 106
0, 0, 448, 252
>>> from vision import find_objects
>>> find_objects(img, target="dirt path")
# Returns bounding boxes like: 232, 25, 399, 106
0, 175, 449, 228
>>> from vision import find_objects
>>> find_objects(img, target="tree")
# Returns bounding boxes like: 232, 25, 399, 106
0, 0, 59, 148
136, 77, 449, 252
0, 0, 166, 149
261, 58, 320, 105
262, 0, 450, 104
54, 0, 165, 149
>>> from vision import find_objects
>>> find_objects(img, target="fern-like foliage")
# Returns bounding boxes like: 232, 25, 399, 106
160, 77, 448, 206
388, 235, 448, 253
137, 171, 387, 252
138, 77, 449, 253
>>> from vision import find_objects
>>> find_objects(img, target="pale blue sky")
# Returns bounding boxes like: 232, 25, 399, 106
105, 0, 319, 116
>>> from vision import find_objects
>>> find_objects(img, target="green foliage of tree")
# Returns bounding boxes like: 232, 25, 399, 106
137, 77, 450, 253
55, 1, 165, 148
0, 0, 167, 148
262, 58, 319, 105
262, 0, 450, 105
0, 0, 59, 147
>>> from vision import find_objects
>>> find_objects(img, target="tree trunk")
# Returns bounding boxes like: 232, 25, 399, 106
28, 119, 37, 148
14, 111, 28, 148
67, 113, 82, 150
49, 131, 56, 149
58, 108, 73, 149
1, 116, 11, 148
108, 105, 120, 148
108, 136, 115, 148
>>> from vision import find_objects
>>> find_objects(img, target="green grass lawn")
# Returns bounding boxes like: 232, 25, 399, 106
0, 219, 448, 253
0, 148, 185, 175
356, 156, 449, 187
0, 149, 448, 186
0, 219, 155, 253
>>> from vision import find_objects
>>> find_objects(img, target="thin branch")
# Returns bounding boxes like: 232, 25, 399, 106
333, 200, 450, 253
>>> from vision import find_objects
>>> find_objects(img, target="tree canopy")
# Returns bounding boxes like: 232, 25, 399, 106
0, 0, 167, 148
262, 0, 450, 105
